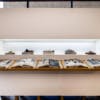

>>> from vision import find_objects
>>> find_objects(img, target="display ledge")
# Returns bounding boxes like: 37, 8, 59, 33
0, 68, 100, 71
0, 55, 100, 60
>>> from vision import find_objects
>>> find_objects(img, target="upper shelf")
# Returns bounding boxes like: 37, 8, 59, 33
0, 54, 100, 60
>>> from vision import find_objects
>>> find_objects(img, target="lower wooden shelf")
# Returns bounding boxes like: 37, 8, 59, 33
0, 67, 100, 71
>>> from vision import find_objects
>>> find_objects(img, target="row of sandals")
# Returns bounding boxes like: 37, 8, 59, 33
5, 49, 97, 55
0, 58, 100, 69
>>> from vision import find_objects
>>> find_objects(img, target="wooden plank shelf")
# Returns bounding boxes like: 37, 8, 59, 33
0, 55, 100, 71
0, 67, 100, 71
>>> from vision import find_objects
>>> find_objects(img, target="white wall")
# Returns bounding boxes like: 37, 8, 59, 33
0, 8, 100, 96
0, 2, 3, 8
0, 8, 100, 39
0, 72, 100, 96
